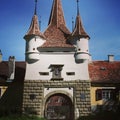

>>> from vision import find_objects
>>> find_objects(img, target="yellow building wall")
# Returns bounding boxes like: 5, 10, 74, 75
91, 86, 115, 106
91, 87, 103, 106
0, 86, 7, 97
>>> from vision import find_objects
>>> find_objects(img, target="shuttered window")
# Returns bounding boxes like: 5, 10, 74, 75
96, 89, 115, 101
96, 89, 102, 101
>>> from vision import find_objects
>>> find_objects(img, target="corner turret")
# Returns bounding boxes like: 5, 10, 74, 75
70, 0, 90, 62
24, 0, 46, 63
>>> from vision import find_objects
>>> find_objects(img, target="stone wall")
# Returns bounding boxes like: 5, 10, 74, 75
22, 80, 91, 119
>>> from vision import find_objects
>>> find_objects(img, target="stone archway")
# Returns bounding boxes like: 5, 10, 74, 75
44, 93, 74, 120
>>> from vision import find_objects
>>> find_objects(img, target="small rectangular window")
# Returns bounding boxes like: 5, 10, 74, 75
39, 72, 49, 75
96, 89, 115, 101
66, 72, 75, 76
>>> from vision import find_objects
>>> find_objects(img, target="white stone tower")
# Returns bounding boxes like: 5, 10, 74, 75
23, 0, 91, 119
24, 0, 46, 63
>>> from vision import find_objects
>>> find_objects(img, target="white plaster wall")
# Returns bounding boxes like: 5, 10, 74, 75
26, 36, 45, 61
25, 52, 90, 81
27, 36, 45, 53
76, 38, 89, 53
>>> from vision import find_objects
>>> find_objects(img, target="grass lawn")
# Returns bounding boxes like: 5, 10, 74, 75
0, 115, 46, 120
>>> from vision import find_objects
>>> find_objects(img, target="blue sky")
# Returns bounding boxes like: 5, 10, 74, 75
0, 0, 120, 61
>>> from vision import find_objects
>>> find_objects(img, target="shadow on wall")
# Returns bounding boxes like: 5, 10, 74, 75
0, 66, 25, 116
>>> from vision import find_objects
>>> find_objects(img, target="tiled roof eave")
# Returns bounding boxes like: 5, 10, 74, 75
24, 33, 46, 40
69, 34, 90, 40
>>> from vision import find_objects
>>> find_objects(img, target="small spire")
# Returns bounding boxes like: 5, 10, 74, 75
39, 16, 41, 30
72, 17, 74, 32
48, 0, 66, 28
71, 0, 90, 39
77, 0, 80, 16
34, 0, 37, 15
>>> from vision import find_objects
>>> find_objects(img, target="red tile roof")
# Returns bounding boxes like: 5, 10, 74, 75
43, 25, 73, 48
24, 15, 46, 40
89, 61, 120, 83
1, 61, 120, 84
71, 15, 90, 39
42, 0, 73, 48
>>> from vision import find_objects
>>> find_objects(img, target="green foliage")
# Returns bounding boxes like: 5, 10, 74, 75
0, 115, 46, 120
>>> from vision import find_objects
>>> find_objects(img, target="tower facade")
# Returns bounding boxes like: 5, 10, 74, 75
22, 0, 91, 119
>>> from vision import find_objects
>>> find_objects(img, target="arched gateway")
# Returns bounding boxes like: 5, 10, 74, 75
44, 93, 74, 120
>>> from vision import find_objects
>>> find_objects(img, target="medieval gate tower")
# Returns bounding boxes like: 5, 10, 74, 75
22, 0, 91, 119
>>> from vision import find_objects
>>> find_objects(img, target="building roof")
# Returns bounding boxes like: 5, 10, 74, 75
70, 0, 89, 39
71, 15, 90, 39
24, 15, 45, 40
0, 61, 120, 84
42, 0, 73, 48
24, 0, 45, 40
89, 61, 120, 84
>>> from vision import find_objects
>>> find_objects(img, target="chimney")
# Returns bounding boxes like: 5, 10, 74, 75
108, 55, 114, 62
7, 56, 15, 82
0, 50, 2, 62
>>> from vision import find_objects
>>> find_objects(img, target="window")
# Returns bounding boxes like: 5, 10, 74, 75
96, 89, 102, 101
66, 72, 75, 76
96, 89, 115, 101
50, 65, 64, 80
102, 90, 113, 100
39, 72, 49, 75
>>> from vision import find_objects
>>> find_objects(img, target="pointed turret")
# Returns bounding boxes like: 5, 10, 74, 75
72, 0, 89, 38
43, 0, 73, 48
24, 0, 45, 40
48, 0, 66, 28
24, 0, 45, 63
70, 0, 90, 62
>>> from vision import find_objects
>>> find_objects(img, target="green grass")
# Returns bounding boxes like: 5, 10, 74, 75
0, 115, 46, 120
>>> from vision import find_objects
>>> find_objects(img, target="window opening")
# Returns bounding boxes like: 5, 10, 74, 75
66, 72, 75, 76
39, 72, 49, 75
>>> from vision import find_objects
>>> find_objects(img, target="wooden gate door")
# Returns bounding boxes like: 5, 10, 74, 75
45, 93, 74, 120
